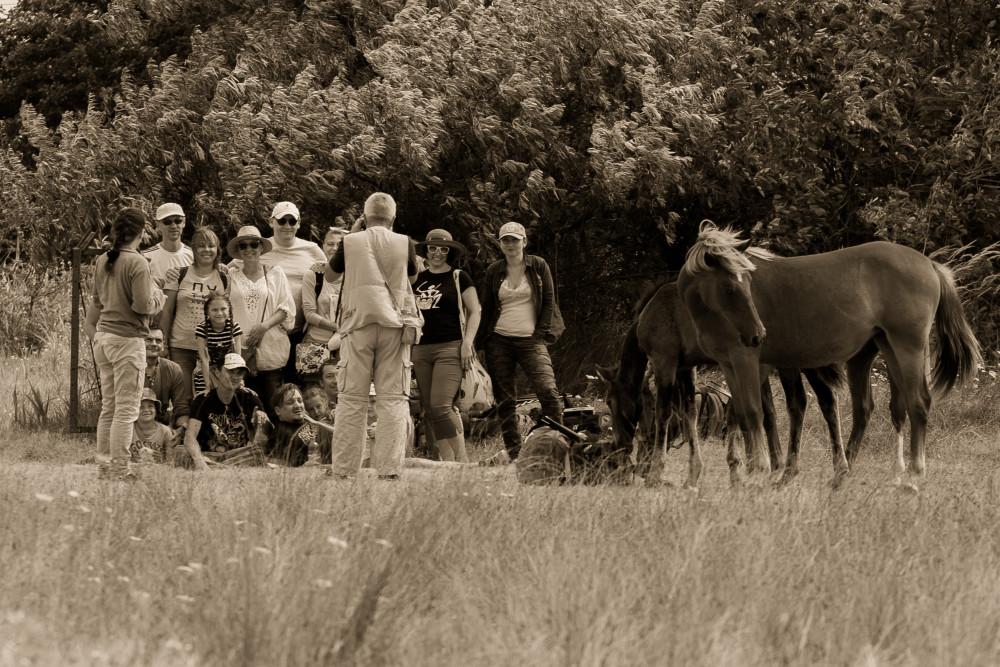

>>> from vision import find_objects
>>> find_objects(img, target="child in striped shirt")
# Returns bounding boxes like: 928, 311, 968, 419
194, 293, 243, 394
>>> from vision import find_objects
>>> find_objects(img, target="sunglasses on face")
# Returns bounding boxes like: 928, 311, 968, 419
275, 217, 298, 226
238, 241, 261, 250
426, 245, 450, 254
160, 218, 185, 226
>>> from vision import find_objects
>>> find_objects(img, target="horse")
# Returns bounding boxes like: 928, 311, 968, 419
597, 281, 849, 488
676, 222, 981, 486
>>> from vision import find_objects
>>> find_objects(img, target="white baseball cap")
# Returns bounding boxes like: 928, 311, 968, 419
222, 353, 248, 371
155, 203, 185, 220
271, 201, 300, 221
498, 222, 526, 240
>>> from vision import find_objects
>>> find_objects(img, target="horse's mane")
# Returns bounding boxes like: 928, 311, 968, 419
631, 276, 674, 317
682, 220, 774, 276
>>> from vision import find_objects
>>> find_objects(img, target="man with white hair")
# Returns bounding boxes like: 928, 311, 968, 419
325, 193, 418, 480
143, 203, 193, 286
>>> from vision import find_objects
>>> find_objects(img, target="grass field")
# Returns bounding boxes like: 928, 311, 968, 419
3, 346, 1000, 666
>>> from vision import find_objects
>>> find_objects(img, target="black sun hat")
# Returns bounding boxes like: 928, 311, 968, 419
415, 229, 466, 259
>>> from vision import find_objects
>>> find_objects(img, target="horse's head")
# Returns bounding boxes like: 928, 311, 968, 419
595, 363, 637, 451
678, 221, 767, 349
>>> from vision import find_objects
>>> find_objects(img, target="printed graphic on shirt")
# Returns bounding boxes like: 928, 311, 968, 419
207, 410, 250, 452
415, 281, 443, 311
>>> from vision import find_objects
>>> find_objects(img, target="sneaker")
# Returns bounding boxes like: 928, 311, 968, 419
97, 461, 111, 480
479, 450, 511, 467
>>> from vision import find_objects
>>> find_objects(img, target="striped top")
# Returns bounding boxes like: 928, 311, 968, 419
195, 319, 243, 367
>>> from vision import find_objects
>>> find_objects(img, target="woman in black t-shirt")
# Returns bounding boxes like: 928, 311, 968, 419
412, 229, 481, 461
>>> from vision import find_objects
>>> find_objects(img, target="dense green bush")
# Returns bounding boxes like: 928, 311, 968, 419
1, 0, 999, 379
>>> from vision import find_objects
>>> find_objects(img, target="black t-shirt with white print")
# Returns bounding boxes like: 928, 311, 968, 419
413, 269, 473, 345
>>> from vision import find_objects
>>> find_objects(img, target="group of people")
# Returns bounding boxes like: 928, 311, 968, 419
85, 192, 565, 481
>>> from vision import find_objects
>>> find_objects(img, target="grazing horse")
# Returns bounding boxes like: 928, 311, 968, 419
677, 222, 981, 486
597, 281, 848, 488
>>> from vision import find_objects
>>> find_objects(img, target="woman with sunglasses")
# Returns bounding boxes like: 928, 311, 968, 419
160, 227, 229, 394
412, 229, 480, 462
261, 202, 327, 383
475, 222, 564, 464
226, 226, 295, 414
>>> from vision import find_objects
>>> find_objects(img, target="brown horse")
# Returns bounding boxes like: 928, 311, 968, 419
597, 281, 848, 488
677, 222, 981, 485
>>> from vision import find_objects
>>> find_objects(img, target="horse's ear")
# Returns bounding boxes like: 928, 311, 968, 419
699, 219, 717, 234
737, 239, 752, 252
595, 364, 618, 385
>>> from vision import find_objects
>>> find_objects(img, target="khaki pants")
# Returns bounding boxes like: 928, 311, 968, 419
332, 323, 411, 477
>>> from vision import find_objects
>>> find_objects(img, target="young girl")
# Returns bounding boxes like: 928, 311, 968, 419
194, 293, 243, 394
84, 207, 165, 481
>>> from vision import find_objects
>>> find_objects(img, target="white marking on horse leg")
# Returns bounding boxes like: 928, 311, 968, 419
893, 431, 906, 475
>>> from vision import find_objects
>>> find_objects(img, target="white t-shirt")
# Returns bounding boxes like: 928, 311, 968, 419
260, 239, 327, 331
163, 266, 228, 350
143, 244, 194, 287
494, 278, 535, 337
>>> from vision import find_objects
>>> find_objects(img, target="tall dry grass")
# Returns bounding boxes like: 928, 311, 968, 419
1, 375, 1000, 666
4, 268, 1000, 664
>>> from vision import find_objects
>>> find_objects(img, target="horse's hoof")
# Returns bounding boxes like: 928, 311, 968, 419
829, 469, 848, 490
683, 484, 699, 494
897, 481, 919, 495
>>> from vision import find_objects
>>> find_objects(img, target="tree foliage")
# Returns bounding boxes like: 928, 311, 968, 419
2, 0, 1000, 376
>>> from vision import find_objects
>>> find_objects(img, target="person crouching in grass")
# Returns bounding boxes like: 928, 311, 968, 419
264, 383, 319, 466
303, 385, 333, 466
129, 388, 176, 464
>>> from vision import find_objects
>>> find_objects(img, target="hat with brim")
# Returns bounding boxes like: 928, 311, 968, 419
415, 229, 466, 260
227, 226, 273, 258
139, 388, 161, 411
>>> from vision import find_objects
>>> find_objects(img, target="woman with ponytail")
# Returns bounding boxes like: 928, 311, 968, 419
84, 207, 166, 480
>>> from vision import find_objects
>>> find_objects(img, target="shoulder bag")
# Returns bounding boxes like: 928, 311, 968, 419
453, 269, 493, 412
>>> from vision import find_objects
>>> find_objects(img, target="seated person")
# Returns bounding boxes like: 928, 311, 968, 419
303, 385, 333, 465
129, 388, 176, 464
317, 357, 338, 405
180, 353, 270, 470
264, 383, 320, 467
144, 327, 191, 430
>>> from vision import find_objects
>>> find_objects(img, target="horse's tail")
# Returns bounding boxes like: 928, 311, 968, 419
613, 317, 649, 448
931, 262, 982, 395
810, 364, 846, 392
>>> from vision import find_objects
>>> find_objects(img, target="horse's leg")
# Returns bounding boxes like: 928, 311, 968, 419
845, 341, 879, 468
677, 368, 702, 490
886, 370, 907, 477
759, 370, 784, 471
876, 333, 932, 483
648, 357, 680, 485
776, 368, 806, 484
804, 367, 848, 484
721, 353, 769, 478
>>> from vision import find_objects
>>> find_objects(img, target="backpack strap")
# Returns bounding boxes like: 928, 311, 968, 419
178, 265, 229, 292
315, 269, 324, 297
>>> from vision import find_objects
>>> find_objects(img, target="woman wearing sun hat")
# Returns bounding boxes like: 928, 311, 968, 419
226, 225, 294, 414
411, 229, 481, 462
475, 222, 565, 464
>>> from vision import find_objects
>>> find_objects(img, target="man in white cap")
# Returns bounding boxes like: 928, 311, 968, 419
143, 203, 193, 287
325, 192, 419, 480
261, 201, 327, 382
180, 352, 270, 470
